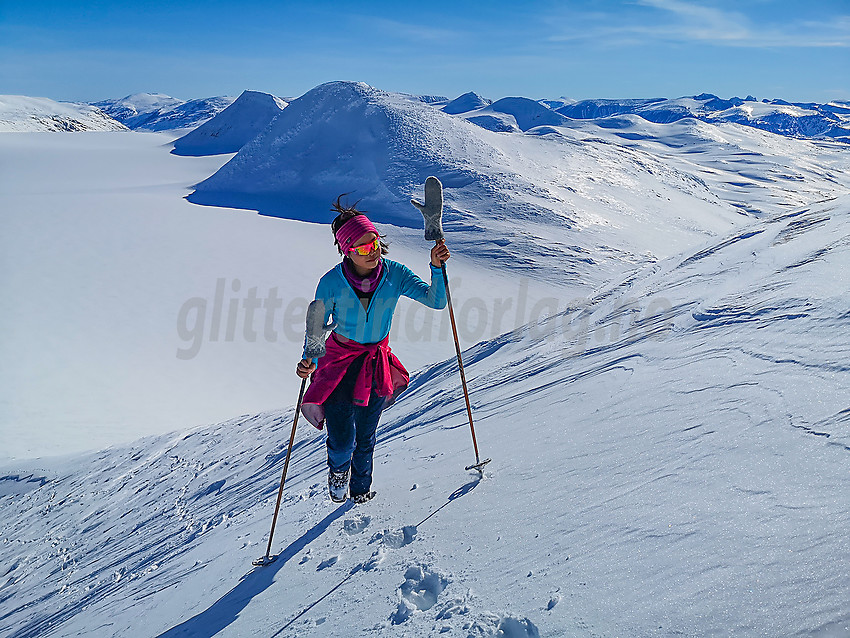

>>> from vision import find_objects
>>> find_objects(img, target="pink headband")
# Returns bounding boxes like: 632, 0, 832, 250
335, 215, 379, 254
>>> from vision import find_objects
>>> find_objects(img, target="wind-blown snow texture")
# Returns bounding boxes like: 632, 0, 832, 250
2, 80, 849, 637
2, 195, 848, 637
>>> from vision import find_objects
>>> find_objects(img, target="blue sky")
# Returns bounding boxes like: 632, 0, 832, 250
1, 0, 848, 103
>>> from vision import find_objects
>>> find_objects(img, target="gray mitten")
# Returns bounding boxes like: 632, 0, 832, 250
411, 176, 444, 241
304, 300, 337, 359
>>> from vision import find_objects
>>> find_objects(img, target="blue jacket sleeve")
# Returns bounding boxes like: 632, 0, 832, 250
398, 262, 448, 310
302, 275, 336, 363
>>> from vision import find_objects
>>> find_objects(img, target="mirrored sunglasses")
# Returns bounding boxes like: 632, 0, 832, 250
349, 237, 380, 256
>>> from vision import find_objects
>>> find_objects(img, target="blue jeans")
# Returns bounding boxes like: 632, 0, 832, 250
323, 361, 387, 496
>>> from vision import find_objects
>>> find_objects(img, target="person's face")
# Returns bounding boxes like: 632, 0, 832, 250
348, 232, 381, 271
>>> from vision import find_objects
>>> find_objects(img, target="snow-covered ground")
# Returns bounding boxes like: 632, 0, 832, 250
2, 194, 847, 637
1, 81, 849, 637
0, 130, 564, 461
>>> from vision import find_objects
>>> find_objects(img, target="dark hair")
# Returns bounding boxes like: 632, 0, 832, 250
330, 194, 389, 256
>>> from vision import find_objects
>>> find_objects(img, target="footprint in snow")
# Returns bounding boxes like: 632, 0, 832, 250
343, 514, 371, 535
390, 565, 449, 624
362, 547, 387, 571
370, 525, 417, 548
316, 555, 339, 571
464, 613, 541, 637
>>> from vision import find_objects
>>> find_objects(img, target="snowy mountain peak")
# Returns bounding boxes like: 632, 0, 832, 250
442, 91, 492, 115
188, 81, 495, 228
94, 92, 184, 119
480, 97, 568, 132
172, 89, 288, 156
238, 89, 289, 111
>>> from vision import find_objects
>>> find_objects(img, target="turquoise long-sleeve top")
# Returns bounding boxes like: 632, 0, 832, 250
303, 258, 447, 362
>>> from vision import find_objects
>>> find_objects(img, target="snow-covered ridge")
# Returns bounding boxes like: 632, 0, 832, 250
441, 91, 491, 115
91, 92, 183, 123
171, 90, 288, 156
464, 96, 569, 132
189, 81, 850, 290
551, 93, 850, 142
0, 96, 128, 133
93, 92, 236, 131
2, 195, 847, 637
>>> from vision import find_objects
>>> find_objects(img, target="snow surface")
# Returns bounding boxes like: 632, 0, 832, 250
172, 90, 288, 156
1, 193, 848, 637
0, 96, 127, 133
0, 130, 565, 461
2, 80, 849, 637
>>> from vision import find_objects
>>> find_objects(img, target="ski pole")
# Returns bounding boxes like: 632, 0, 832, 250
439, 257, 490, 474
413, 176, 490, 474
253, 300, 334, 567
253, 377, 307, 567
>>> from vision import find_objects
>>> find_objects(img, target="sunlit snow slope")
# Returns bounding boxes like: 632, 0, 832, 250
190, 82, 850, 289
2, 196, 847, 638
172, 90, 288, 156
0, 96, 127, 132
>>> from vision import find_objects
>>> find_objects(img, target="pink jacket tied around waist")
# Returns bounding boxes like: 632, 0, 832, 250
300, 333, 409, 430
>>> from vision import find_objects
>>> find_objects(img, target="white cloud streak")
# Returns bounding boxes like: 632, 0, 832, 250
547, 0, 850, 48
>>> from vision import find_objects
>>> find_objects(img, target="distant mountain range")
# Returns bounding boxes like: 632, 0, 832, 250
434, 91, 850, 143
184, 81, 850, 292
0, 93, 235, 133
538, 93, 850, 142
555, 94, 850, 142
91, 93, 236, 131
2, 88, 848, 145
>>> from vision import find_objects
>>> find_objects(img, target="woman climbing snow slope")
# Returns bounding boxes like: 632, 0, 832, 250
297, 195, 450, 504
